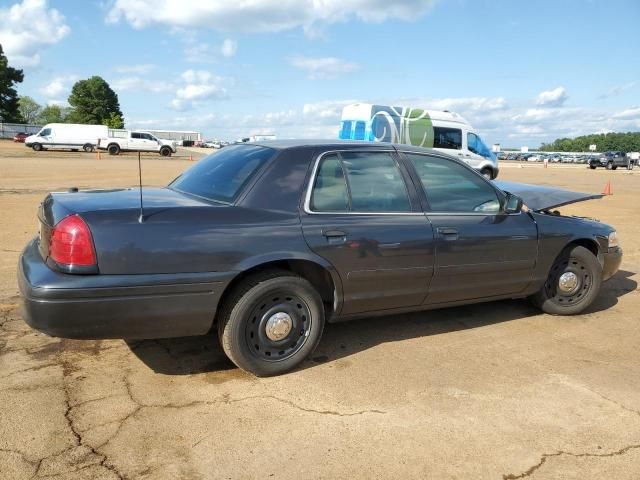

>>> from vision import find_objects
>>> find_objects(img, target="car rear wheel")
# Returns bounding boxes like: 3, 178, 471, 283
531, 245, 602, 315
589, 164, 597, 169
32, 143, 42, 152
218, 271, 325, 376
108, 144, 120, 155
83, 144, 93, 153
160, 146, 172, 157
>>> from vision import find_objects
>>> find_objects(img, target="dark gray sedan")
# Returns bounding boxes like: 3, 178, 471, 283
19, 141, 622, 375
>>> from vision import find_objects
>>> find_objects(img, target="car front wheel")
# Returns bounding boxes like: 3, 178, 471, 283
531, 245, 602, 315
218, 271, 325, 376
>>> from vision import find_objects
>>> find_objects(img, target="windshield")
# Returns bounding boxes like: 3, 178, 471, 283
169, 145, 274, 203
467, 132, 496, 160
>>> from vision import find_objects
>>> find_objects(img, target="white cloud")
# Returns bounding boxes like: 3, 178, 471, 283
536, 86, 567, 108
303, 100, 360, 123
289, 56, 359, 79
111, 76, 173, 93
599, 82, 637, 99
40, 75, 78, 98
170, 69, 228, 110
612, 107, 640, 120
0, 0, 70, 68
221, 39, 237, 58
105, 0, 439, 34
114, 64, 156, 74
184, 43, 215, 63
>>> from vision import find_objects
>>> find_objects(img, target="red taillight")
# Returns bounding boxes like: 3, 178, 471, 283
49, 214, 96, 266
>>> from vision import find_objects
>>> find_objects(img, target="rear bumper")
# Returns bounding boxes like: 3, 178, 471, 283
18, 238, 233, 340
602, 246, 622, 282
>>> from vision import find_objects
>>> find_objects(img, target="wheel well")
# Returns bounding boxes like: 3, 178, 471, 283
213, 260, 336, 328
566, 238, 599, 258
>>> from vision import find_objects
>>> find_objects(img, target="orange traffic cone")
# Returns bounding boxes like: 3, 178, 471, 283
602, 180, 612, 195
189, 154, 193, 162
96, 150, 101, 160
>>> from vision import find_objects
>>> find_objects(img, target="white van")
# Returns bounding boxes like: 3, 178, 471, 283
25, 123, 109, 152
339, 103, 499, 178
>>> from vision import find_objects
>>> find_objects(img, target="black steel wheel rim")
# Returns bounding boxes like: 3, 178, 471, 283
244, 290, 312, 362
545, 257, 592, 307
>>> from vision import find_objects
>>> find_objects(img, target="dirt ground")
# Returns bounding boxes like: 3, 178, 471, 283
1, 140, 639, 479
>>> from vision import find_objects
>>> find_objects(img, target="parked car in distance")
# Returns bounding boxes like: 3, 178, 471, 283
13, 132, 28, 142
24, 123, 108, 152
97, 130, 177, 157
588, 151, 633, 170
18, 141, 622, 376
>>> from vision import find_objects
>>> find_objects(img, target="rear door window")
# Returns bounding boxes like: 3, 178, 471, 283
309, 151, 411, 213
433, 127, 462, 150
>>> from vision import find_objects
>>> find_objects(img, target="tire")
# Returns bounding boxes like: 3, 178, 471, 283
612, 165, 618, 170
480, 167, 493, 180
32, 143, 42, 152
83, 144, 93, 153
108, 144, 120, 155
160, 146, 172, 157
589, 165, 597, 169
531, 245, 602, 315
605, 161, 613, 170
218, 271, 325, 376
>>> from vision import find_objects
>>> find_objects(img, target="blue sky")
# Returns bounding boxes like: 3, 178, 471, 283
1, 0, 639, 146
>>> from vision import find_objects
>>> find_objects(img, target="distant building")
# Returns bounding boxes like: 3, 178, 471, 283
141, 129, 202, 144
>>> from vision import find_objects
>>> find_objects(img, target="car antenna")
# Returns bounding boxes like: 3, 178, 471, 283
137, 151, 144, 223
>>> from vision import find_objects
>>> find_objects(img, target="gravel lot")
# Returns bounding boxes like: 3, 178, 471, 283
1, 140, 639, 479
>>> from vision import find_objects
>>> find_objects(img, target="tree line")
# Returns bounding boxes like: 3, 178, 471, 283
539, 132, 640, 153
0, 43, 124, 128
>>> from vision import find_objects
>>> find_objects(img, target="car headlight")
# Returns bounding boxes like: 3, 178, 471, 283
608, 231, 619, 248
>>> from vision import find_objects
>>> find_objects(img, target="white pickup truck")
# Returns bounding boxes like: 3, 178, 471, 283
97, 130, 177, 157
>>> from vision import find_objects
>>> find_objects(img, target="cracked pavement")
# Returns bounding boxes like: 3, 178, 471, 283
1, 145, 640, 479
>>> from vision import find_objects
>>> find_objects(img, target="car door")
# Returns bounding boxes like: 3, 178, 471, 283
138, 133, 157, 151
129, 132, 144, 150
301, 149, 435, 316
401, 152, 538, 305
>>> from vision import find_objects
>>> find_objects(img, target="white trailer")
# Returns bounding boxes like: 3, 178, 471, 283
24, 123, 108, 152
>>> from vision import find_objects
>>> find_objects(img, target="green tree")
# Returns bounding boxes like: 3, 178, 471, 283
102, 111, 124, 129
0, 43, 24, 123
18, 96, 42, 124
67, 76, 124, 125
539, 132, 640, 152
38, 104, 69, 124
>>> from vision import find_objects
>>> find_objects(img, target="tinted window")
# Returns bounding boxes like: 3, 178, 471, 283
354, 121, 366, 140
339, 121, 352, 140
169, 145, 273, 203
131, 132, 141, 139
310, 155, 348, 211
341, 151, 411, 212
433, 127, 462, 150
407, 154, 500, 213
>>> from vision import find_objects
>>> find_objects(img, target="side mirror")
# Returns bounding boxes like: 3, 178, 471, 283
504, 193, 523, 214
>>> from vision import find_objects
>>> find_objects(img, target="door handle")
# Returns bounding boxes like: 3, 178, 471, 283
437, 227, 459, 240
322, 229, 347, 244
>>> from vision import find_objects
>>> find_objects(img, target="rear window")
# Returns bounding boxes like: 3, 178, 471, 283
169, 145, 274, 203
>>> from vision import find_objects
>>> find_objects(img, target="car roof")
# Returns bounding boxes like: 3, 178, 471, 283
247, 139, 451, 157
